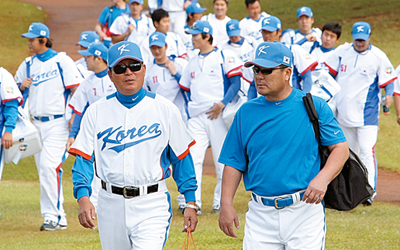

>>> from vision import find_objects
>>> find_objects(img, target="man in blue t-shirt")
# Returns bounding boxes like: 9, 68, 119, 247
218, 41, 349, 249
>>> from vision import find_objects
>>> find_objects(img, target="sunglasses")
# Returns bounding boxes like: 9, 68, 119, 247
354, 39, 366, 43
252, 66, 287, 75
112, 63, 142, 74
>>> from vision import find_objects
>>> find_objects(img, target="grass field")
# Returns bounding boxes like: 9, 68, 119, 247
1, 0, 400, 249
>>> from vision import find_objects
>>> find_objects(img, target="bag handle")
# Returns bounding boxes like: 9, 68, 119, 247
181, 227, 197, 250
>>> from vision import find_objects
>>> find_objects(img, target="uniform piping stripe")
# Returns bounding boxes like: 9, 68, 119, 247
380, 77, 397, 88
372, 145, 377, 190
323, 62, 337, 76
163, 192, 173, 248
69, 148, 91, 161
66, 83, 80, 89
301, 61, 318, 75
2, 97, 23, 106
394, 92, 400, 96
227, 65, 243, 77
177, 140, 196, 160
178, 83, 190, 92
68, 104, 82, 116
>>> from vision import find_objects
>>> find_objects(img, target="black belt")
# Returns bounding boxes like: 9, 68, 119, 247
101, 180, 158, 199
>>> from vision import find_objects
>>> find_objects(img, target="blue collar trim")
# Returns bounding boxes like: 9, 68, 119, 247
36, 49, 58, 62
95, 68, 109, 78
116, 88, 146, 108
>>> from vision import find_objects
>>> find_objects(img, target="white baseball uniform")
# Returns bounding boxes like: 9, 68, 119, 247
144, 57, 189, 122
310, 44, 335, 76
15, 49, 82, 226
394, 65, 400, 95
109, 13, 155, 46
281, 28, 322, 53
157, 0, 188, 40
324, 42, 397, 189
182, 24, 200, 61
140, 32, 187, 65
239, 12, 269, 48
201, 14, 231, 46
70, 89, 197, 249
179, 47, 243, 209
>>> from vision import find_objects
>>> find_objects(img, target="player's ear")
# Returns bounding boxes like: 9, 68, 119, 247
165, 44, 168, 50
278, 29, 282, 37
108, 68, 113, 78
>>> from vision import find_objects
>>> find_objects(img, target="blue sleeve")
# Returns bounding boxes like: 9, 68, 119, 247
300, 70, 313, 93
221, 75, 241, 106
98, 7, 109, 25
248, 80, 257, 100
3, 99, 19, 133
170, 148, 197, 203
69, 113, 83, 139
72, 154, 94, 201
173, 72, 182, 82
384, 82, 394, 96
296, 37, 308, 46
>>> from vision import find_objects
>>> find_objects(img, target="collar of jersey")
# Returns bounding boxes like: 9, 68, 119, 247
95, 68, 109, 78
352, 43, 372, 54
228, 37, 245, 46
320, 45, 334, 53
261, 87, 296, 106
199, 47, 218, 57
116, 87, 146, 109
36, 49, 58, 62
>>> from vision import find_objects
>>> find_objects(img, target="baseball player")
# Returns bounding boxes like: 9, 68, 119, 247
248, 15, 318, 99
239, 0, 270, 48
69, 41, 198, 249
201, 0, 231, 46
182, 1, 206, 60
139, 8, 187, 65
218, 41, 349, 249
324, 22, 397, 203
0, 67, 23, 178
75, 31, 100, 79
393, 65, 400, 125
144, 31, 189, 123
179, 21, 243, 214
95, 0, 131, 47
67, 42, 115, 211
15, 22, 82, 231
281, 6, 322, 53
110, 0, 155, 46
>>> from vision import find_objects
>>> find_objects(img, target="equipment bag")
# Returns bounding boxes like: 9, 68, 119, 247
302, 93, 375, 211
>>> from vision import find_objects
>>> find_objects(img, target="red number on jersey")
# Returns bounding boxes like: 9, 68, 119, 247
93, 88, 97, 96
340, 64, 347, 73
153, 76, 158, 83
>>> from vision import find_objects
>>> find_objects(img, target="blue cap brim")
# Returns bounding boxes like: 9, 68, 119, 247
77, 41, 90, 48
149, 42, 166, 48
297, 13, 312, 18
227, 30, 240, 37
244, 59, 280, 69
262, 25, 279, 32
21, 32, 39, 38
352, 33, 370, 41
109, 56, 143, 68
185, 29, 202, 35
78, 50, 93, 57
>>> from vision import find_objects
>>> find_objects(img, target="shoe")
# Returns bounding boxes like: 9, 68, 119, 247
178, 204, 186, 212
211, 206, 220, 214
197, 209, 202, 215
59, 224, 68, 230
40, 220, 60, 231
364, 192, 377, 206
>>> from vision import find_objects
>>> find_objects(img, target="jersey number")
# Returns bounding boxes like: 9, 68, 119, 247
153, 76, 158, 83
93, 88, 97, 96
340, 64, 347, 73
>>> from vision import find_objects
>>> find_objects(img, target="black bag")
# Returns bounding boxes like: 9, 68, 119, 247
303, 93, 375, 211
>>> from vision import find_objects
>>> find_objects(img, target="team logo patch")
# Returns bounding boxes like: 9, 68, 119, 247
203, 27, 209, 33
151, 33, 158, 41
283, 56, 290, 64
257, 45, 269, 56
386, 67, 393, 74
357, 26, 364, 32
81, 34, 88, 40
31, 70, 60, 86
40, 30, 46, 36
94, 50, 101, 56
228, 57, 235, 63
263, 18, 270, 25
228, 24, 235, 31
304, 54, 311, 60
19, 144, 27, 151
6, 86, 13, 94
97, 123, 162, 153
118, 44, 130, 55
191, 72, 195, 78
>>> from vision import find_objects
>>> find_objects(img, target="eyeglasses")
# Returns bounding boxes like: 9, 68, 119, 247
252, 66, 287, 75
112, 63, 142, 74
355, 39, 366, 43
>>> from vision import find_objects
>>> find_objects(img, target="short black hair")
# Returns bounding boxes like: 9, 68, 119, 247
245, 0, 258, 7
322, 22, 342, 39
151, 8, 169, 25
39, 37, 53, 48
201, 33, 213, 45
214, 0, 228, 5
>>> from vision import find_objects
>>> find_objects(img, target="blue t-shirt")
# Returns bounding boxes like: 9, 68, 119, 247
218, 88, 346, 196
98, 5, 131, 30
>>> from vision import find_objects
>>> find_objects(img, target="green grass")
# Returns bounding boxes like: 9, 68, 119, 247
1, 0, 400, 249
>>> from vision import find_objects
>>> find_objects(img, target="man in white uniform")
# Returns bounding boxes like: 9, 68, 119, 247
179, 21, 243, 214
393, 65, 400, 125
70, 41, 198, 249
324, 22, 397, 203
75, 31, 100, 79
239, 0, 269, 47
201, 0, 231, 46
15, 22, 82, 231
110, 0, 155, 46
182, 1, 206, 60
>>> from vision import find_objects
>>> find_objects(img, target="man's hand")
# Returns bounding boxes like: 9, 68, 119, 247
219, 204, 239, 238
302, 175, 328, 204
66, 137, 75, 151
127, 24, 135, 34
385, 95, 393, 108
183, 202, 198, 232
206, 102, 225, 120
2, 132, 13, 149
78, 196, 96, 229
306, 34, 317, 42
164, 60, 178, 76
20, 78, 32, 91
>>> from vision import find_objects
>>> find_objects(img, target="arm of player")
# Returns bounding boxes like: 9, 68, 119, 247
94, 22, 107, 42
219, 165, 242, 238
300, 70, 313, 93
2, 99, 19, 149
383, 83, 394, 108
302, 141, 349, 204
394, 94, 400, 125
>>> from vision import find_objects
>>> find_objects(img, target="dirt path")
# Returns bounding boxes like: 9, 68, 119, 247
18, 0, 400, 206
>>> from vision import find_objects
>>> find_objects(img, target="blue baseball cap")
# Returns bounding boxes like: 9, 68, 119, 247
149, 32, 167, 47
129, 0, 143, 4
21, 22, 50, 38
185, 21, 213, 36
226, 19, 240, 37
261, 16, 282, 32
245, 41, 292, 68
108, 41, 143, 67
352, 21, 371, 41
79, 42, 108, 61
77, 31, 100, 48
297, 6, 313, 18
186, 1, 206, 14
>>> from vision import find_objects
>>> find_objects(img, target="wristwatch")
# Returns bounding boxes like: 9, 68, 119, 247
185, 204, 200, 212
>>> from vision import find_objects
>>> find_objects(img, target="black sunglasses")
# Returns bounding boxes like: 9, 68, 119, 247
112, 63, 142, 74
252, 66, 287, 75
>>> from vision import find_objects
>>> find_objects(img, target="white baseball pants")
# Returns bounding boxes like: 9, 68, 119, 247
244, 199, 326, 250
187, 112, 227, 209
340, 125, 378, 190
33, 118, 69, 225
